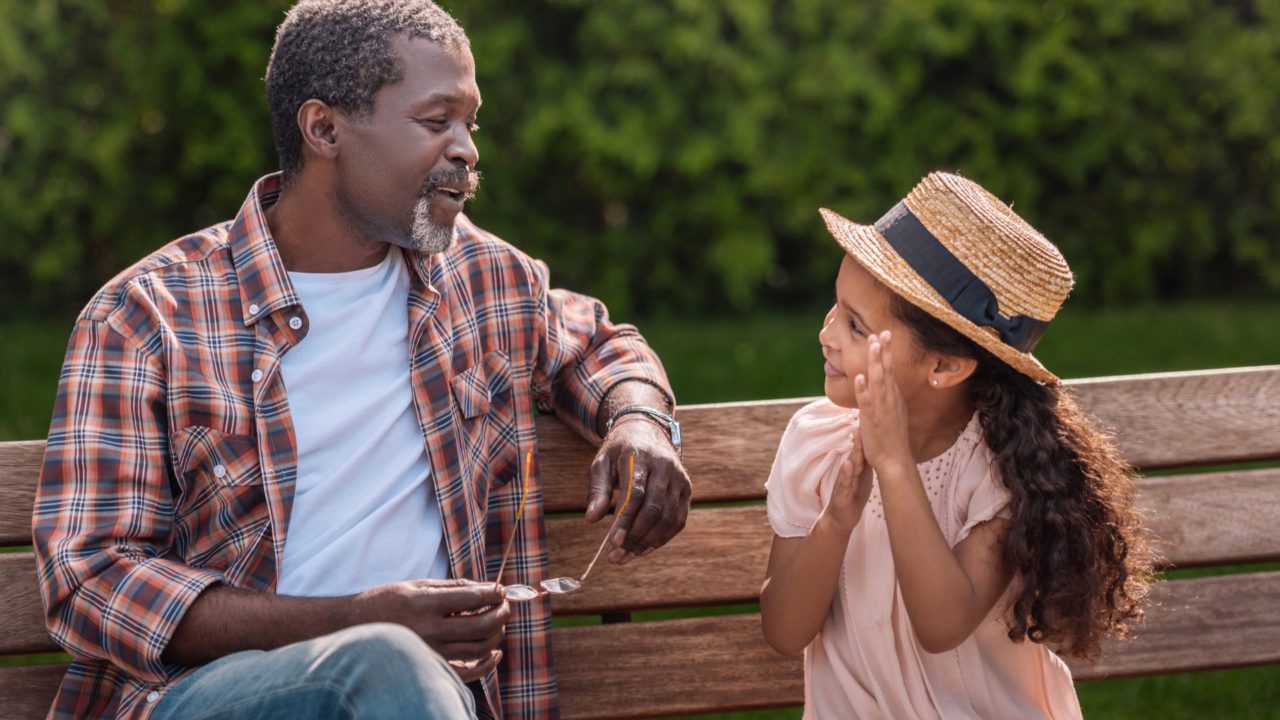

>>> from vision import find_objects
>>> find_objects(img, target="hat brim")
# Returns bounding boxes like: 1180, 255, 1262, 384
820, 207, 1058, 383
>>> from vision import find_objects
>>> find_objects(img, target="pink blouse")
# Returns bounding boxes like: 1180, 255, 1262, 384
765, 399, 1082, 719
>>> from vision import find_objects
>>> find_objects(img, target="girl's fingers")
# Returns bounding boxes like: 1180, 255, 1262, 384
867, 338, 886, 396
854, 373, 872, 416
879, 331, 894, 382
850, 429, 864, 471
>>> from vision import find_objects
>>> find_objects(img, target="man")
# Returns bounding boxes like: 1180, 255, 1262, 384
32, 1, 690, 718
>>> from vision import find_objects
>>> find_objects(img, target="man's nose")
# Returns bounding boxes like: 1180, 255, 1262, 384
447, 125, 479, 169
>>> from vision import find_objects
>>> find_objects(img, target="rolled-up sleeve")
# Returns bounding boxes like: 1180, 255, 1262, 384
33, 317, 222, 683
527, 258, 673, 443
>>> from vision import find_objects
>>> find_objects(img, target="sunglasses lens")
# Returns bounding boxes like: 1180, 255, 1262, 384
540, 577, 582, 594
504, 584, 540, 601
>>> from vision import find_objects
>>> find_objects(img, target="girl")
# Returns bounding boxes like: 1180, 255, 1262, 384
760, 172, 1152, 719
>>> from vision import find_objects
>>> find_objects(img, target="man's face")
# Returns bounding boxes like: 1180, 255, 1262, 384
334, 36, 482, 254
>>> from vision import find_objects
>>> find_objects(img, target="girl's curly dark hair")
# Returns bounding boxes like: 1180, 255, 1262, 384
890, 294, 1153, 659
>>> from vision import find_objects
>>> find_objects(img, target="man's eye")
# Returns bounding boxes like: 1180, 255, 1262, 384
466, 122, 480, 133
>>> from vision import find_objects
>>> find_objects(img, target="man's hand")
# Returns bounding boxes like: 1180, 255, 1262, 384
355, 579, 510, 682
586, 418, 690, 564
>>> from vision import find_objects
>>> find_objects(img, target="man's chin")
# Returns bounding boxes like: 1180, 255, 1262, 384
396, 222, 456, 255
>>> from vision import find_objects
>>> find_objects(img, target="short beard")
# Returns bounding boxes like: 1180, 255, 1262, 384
407, 193, 456, 254
403, 166, 482, 254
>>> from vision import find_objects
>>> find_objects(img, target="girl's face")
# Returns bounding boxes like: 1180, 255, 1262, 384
819, 256, 932, 408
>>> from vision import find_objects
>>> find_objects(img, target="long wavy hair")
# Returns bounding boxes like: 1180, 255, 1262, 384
890, 295, 1153, 659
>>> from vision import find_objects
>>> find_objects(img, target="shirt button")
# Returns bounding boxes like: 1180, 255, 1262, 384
251, 369, 264, 383
146, 691, 160, 703
288, 316, 303, 330
212, 464, 227, 479
248, 303, 260, 315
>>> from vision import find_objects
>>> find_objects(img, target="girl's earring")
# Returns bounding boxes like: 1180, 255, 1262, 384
930, 379, 939, 387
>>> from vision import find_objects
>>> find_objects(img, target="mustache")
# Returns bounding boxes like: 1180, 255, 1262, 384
420, 166, 482, 200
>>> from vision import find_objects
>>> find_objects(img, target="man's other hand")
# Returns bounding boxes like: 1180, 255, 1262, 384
355, 579, 509, 682
586, 418, 691, 565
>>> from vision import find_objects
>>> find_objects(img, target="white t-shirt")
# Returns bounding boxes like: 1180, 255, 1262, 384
277, 248, 450, 596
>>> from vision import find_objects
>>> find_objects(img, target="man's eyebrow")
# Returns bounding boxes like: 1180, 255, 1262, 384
411, 93, 481, 111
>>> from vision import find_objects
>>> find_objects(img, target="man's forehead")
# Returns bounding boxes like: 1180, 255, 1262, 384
384, 34, 481, 107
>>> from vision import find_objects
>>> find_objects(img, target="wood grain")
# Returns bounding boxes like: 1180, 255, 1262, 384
553, 571, 1280, 719
0, 553, 54, 655
3, 366, 1278, 539
538, 366, 1280, 511
0, 664, 64, 720
5, 572, 1280, 719
3, 467, 1278, 653
0, 441, 43, 546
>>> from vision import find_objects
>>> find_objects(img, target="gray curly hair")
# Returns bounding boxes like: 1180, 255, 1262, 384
265, 0, 470, 183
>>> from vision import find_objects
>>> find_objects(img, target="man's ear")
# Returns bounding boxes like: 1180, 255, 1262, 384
929, 354, 978, 389
297, 99, 340, 163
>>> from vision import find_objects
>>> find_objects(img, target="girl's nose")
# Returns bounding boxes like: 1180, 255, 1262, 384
818, 306, 837, 345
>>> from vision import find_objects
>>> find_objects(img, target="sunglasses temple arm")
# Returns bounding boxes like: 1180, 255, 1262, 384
580, 453, 636, 584
495, 450, 534, 586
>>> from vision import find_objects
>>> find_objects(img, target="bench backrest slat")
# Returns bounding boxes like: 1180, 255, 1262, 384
6, 464, 1279, 655
3, 365, 1278, 719
3, 367, 1278, 542
6, 570, 1279, 720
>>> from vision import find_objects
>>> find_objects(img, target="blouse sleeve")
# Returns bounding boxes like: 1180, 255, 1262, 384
954, 445, 1013, 545
764, 399, 857, 538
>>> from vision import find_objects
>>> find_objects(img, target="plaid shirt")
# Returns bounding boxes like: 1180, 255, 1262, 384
33, 173, 672, 720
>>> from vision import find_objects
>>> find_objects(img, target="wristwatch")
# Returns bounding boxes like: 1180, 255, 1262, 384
605, 405, 682, 455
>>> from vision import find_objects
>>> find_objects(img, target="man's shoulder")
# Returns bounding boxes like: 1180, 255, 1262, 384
80, 221, 236, 324
449, 214, 533, 266
440, 214, 544, 290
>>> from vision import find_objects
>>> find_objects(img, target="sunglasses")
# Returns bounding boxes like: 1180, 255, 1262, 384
494, 450, 635, 602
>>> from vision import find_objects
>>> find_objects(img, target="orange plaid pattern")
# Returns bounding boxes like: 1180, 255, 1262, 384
33, 173, 672, 719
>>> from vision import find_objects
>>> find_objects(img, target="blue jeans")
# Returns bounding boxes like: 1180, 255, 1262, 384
151, 623, 476, 719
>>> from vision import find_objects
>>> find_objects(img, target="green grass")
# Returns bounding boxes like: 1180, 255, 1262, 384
633, 297, 1280, 406
3, 297, 1279, 717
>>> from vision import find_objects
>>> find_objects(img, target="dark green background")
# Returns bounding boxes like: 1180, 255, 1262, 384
3, 0, 1280, 320
2, 1, 1278, 717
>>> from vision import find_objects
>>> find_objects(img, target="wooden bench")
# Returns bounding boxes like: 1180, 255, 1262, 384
3, 365, 1279, 718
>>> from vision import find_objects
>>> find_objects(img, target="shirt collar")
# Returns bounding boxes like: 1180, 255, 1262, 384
228, 173, 302, 326
228, 172, 458, 325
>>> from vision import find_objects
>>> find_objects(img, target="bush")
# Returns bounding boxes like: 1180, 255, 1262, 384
4, 0, 1279, 319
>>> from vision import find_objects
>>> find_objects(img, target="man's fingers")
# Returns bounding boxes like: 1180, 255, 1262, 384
621, 464, 667, 554
449, 649, 503, 683
609, 452, 647, 548
418, 581, 506, 616
631, 467, 689, 555
585, 451, 617, 523
438, 630, 506, 664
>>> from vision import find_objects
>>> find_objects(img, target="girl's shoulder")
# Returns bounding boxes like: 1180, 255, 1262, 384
785, 398, 857, 437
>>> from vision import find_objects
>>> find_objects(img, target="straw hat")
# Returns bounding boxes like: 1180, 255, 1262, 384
820, 172, 1073, 383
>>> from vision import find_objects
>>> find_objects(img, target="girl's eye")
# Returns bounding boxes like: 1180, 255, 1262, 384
848, 320, 864, 337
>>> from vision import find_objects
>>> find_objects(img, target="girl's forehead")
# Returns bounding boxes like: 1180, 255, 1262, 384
836, 257, 893, 312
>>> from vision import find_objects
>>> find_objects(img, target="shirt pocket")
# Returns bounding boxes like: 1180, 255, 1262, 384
169, 426, 271, 575
451, 351, 520, 505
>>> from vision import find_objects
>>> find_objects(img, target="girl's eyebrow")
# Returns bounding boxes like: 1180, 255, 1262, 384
839, 297, 868, 327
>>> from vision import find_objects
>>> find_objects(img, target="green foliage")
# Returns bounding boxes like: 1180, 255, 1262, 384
454, 0, 1280, 314
4, 0, 1280, 319
0, 0, 289, 317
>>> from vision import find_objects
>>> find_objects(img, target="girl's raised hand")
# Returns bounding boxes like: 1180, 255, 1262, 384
853, 330, 914, 477
822, 428, 873, 531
